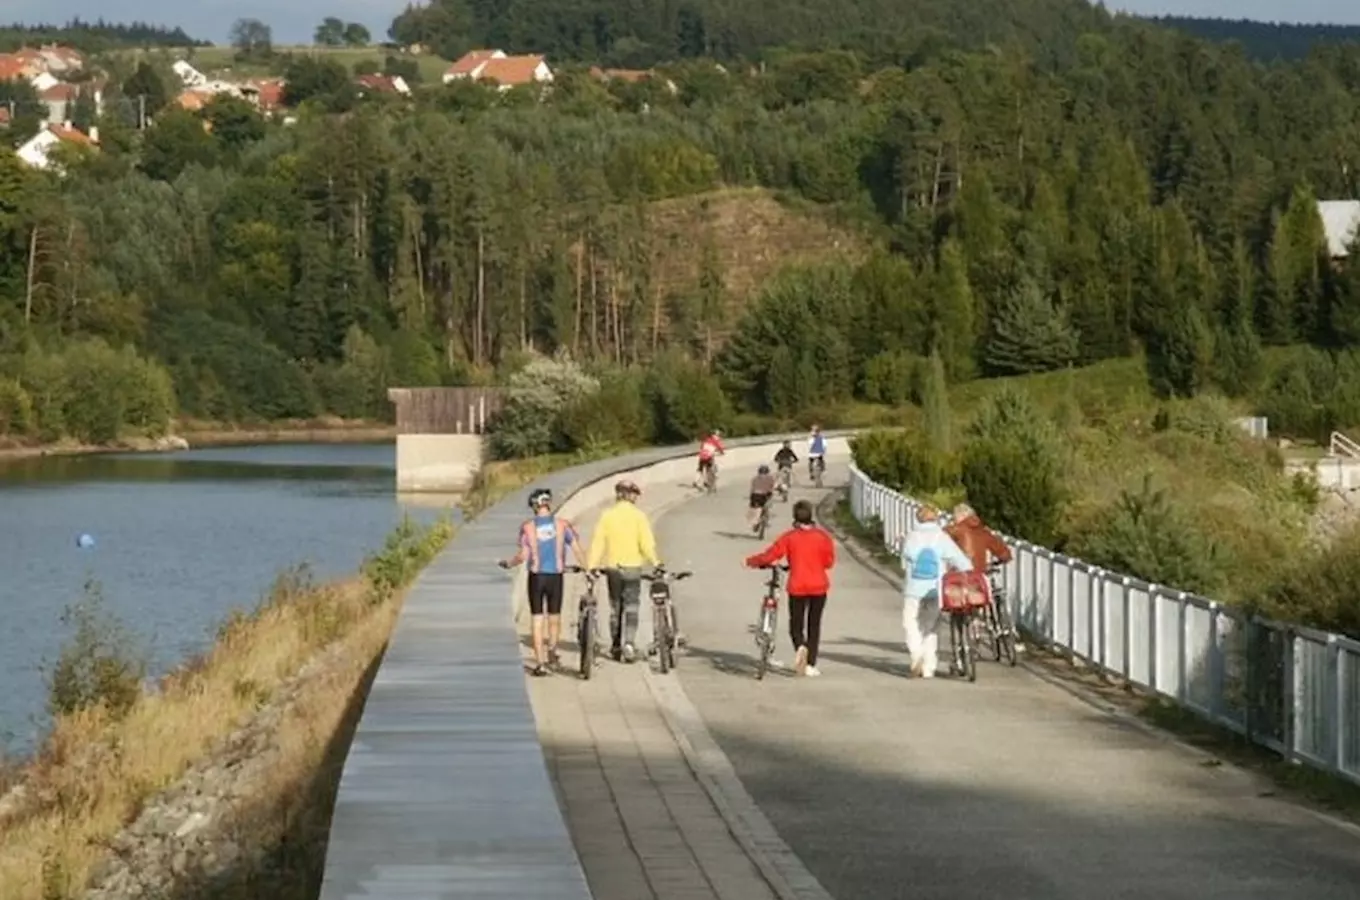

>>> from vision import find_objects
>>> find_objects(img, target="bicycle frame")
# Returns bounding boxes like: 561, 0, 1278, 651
642, 565, 692, 673
754, 565, 786, 680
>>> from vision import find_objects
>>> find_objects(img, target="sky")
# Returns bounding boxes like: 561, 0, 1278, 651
4, 0, 1360, 46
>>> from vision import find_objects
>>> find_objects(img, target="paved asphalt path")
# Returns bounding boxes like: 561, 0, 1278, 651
656, 453, 1360, 900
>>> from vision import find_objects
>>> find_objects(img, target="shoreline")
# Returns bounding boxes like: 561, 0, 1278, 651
0, 420, 397, 463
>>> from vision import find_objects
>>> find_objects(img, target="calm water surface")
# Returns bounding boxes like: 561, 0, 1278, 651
0, 442, 457, 754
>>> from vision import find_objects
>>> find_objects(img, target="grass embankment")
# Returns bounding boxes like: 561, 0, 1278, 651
948, 356, 1315, 605
0, 453, 568, 900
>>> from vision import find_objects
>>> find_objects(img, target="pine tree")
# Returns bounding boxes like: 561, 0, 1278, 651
929, 238, 977, 382
983, 278, 1079, 375
922, 349, 951, 452
1145, 304, 1214, 399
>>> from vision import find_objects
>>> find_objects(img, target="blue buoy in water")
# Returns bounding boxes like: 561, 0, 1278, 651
76, 533, 95, 549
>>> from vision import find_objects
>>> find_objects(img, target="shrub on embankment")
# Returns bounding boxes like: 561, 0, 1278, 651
0, 514, 453, 900
848, 369, 1354, 635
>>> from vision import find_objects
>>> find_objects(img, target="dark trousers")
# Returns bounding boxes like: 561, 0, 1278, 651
788, 594, 828, 665
606, 567, 642, 651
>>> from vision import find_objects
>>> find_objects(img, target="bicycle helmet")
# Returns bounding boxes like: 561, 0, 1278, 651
528, 487, 552, 509
792, 500, 814, 524
758, 464, 770, 474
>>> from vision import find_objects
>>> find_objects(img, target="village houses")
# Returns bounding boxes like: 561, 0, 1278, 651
443, 49, 554, 90
0, 44, 102, 130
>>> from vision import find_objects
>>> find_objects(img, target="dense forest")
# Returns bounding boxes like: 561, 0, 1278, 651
3, 3, 1360, 452
1151, 16, 1360, 61
0, 20, 205, 53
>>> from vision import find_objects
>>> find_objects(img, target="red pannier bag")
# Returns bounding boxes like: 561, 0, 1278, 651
940, 571, 991, 612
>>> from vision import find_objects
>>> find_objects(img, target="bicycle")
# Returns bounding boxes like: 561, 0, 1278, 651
567, 566, 606, 680
754, 495, 773, 540
982, 565, 1018, 667
642, 565, 692, 674
753, 564, 787, 680
942, 573, 990, 683
703, 459, 720, 495
775, 465, 793, 502
808, 456, 825, 488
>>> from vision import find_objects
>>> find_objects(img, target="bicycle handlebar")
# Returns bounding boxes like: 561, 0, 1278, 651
641, 566, 692, 581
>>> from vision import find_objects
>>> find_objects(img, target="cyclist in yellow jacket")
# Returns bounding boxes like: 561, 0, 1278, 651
587, 479, 661, 663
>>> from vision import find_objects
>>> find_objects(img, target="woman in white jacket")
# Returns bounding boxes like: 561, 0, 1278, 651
895, 505, 973, 678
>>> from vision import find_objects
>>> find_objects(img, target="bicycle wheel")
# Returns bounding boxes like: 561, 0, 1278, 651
755, 608, 775, 680
963, 614, 978, 682
655, 604, 673, 674
994, 599, 1017, 667
756, 507, 768, 540
578, 605, 595, 680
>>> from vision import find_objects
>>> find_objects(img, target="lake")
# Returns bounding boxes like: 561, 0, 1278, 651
0, 442, 458, 755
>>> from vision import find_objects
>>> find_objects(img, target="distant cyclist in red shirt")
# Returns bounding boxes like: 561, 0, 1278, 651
744, 499, 836, 677
695, 428, 725, 488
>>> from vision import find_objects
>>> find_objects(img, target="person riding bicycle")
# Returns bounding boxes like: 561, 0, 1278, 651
499, 487, 584, 677
945, 503, 1012, 606
747, 464, 776, 531
807, 425, 827, 480
695, 429, 725, 488
774, 440, 798, 478
743, 499, 836, 677
896, 505, 972, 679
586, 479, 661, 664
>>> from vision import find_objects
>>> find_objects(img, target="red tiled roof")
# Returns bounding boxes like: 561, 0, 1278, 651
476, 55, 547, 87
49, 123, 92, 145
446, 49, 504, 76
357, 74, 398, 92
0, 55, 25, 80
40, 83, 77, 101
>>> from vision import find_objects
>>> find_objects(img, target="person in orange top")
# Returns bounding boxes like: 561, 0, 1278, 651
743, 500, 836, 676
945, 503, 1012, 606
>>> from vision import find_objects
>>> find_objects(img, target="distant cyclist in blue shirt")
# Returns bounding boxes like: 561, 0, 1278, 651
500, 487, 585, 676
807, 425, 827, 481
896, 504, 972, 679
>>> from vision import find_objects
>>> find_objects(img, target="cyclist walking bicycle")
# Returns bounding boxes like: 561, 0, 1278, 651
587, 480, 661, 664
498, 487, 585, 677
945, 504, 1012, 607
743, 499, 836, 677
896, 504, 972, 678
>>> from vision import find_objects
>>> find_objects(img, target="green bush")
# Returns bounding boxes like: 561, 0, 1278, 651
560, 369, 655, 452
643, 351, 731, 443
47, 582, 148, 720
860, 350, 921, 405
850, 428, 960, 497
9, 340, 175, 443
0, 376, 34, 437
487, 352, 599, 459
313, 325, 391, 419
1258, 525, 1360, 638
961, 437, 1066, 546
1066, 475, 1223, 596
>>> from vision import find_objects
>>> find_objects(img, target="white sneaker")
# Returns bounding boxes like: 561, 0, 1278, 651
805, 665, 821, 677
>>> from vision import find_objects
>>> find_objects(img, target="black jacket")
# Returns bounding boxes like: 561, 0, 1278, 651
774, 447, 798, 466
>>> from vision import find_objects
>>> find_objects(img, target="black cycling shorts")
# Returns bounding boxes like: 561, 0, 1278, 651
527, 573, 565, 616
749, 492, 772, 509
698, 457, 716, 472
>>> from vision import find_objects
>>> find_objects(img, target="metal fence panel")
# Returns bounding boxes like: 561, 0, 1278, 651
843, 463, 1360, 787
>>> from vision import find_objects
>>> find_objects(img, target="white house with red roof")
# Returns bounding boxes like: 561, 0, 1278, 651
442, 49, 553, 90
16, 122, 97, 171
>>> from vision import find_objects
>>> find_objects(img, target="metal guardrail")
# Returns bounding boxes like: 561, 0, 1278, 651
847, 463, 1360, 786
1330, 430, 1360, 459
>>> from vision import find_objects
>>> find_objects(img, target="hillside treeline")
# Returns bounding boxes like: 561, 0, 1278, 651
2, 7, 1360, 445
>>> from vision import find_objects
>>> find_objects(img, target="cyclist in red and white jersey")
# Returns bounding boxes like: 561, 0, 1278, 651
695, 429, 725, 487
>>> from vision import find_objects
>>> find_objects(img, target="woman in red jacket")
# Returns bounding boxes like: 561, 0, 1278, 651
744, 500, 836, 676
